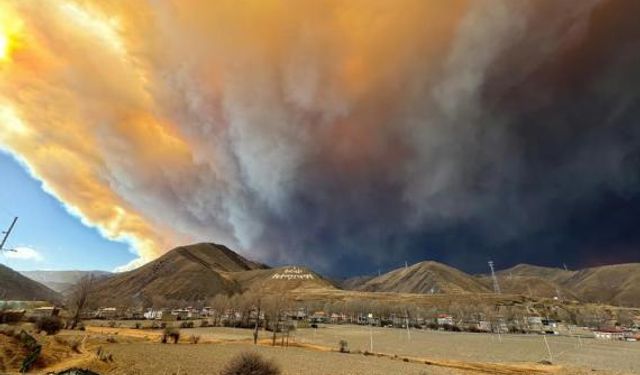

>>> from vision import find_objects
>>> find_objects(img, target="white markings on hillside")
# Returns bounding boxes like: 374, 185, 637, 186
271, 267, 315, 280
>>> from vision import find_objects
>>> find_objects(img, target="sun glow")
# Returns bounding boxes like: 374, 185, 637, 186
0, 5, 22, 62
0, 33, 8, 60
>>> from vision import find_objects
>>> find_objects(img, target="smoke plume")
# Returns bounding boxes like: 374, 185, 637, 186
1, 0, 639, 274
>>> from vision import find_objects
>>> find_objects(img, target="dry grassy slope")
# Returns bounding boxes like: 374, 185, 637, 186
91, 243, 337, 305
357, 261, 491, 294
478, 275, 580, 300
562, 263, 640, 307
230, 266, 337, 293
91, 243, 268, 305
0, 264, 62, 303
20, 270, 112, 294
496, 264, 576, 283
495, 263, 640, 306
340, 275, 375, 290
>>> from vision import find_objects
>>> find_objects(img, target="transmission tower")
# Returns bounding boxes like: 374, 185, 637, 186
0, 217, 18, 254
488, 260, 501, 294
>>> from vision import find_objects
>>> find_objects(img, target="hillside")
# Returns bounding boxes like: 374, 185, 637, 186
340, 275, 375, 290
494, 263, 640, 306
231, 266, 337, 293
496, 264, 576, 284
356, 261, 491, 294
90, 243, 334, 305
20, 270, 112, 294
0, 264, 62, 303
478, 275, 580, 301
562, 263, 640, 307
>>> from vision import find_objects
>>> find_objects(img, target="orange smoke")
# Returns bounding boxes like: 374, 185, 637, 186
0, 0, 470, 269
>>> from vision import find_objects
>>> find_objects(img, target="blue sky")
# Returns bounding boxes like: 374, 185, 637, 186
0, 152, 135, 271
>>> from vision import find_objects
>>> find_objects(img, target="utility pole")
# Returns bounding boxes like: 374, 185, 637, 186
488, 260, 501, 294
0, 216, 18, 253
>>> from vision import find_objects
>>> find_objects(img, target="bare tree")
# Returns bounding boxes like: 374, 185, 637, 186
253, 295, 262, 345
68, 275, 94, 329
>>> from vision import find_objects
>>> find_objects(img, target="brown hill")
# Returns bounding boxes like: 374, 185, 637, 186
496, 264, 576, 284
478, 275, 580, 300
91, 243, 335, 305
340, 275, 375, 290
20, 270, 112, 294
0, 264, 62, 303
494, 263, 640, 306
356, 261, 491, 294
562, 263, 640, 307
230, 266, 337, 293
91, 243, 267, 305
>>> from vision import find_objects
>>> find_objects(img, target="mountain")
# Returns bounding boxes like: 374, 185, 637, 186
231, 266, 336, 293
340, 275, 375, 290
478, 275, 580, 300
20, 270, 112, 294
562, 263, 640, 307
495, 264, 575, 284
90, 243, 334, 305
355, 261, 491, 294
494, 263, 640, 306
0, 264, 62, 303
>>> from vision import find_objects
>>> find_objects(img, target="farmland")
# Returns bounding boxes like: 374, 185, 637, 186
74, 322, 640, 374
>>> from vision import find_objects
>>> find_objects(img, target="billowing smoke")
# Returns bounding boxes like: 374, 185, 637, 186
1, 0, 639, 275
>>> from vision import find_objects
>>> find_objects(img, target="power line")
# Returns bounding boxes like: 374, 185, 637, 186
0, 216, 18, 253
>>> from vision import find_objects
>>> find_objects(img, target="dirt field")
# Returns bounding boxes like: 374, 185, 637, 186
179, 325, 640, 374
100, 342, 478, 375
3, 322, 638, 374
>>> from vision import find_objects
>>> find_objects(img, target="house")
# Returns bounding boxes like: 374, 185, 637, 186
541, 318, 559, 334
310, 311, 328, 324
593, 328, 626, 340
330, 313, 347, 324
436, 314, 454, 326
1, 309, 25, 322
96, 307, 117, 319
30, 306, 60, 318
144, 309, 163, 320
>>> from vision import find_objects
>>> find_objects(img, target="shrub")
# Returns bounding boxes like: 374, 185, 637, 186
190, 335, 201, 344
442, 324, 461, 332
69, 338, 83, 353
180, 321, 194, 329
107, 321, 116, 328
0, 326, 16, 337
200, 320, 210, 328
134, 322, 142, 329
96, 347, 114, 362
0, 310, 24, 323
338, 339, 349, 353
35, 316, 63, 335
162, 327, 180, 344
426, 322, 439, 330
220, 352, 280, 375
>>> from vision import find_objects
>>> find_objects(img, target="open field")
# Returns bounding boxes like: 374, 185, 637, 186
100, 342, 473, 375
76, 323, 640, 374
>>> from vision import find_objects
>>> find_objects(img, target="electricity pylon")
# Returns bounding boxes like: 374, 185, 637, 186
488, 260, 501, 294
0, 216, 18, 253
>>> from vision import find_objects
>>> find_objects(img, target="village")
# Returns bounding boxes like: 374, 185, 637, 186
4, 297, 640, 343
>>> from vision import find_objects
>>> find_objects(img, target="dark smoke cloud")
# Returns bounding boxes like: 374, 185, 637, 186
2, 0, 639, 275
252, 0, 640, 276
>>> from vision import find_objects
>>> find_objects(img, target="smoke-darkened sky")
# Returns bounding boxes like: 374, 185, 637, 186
0, 0, 639, 276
